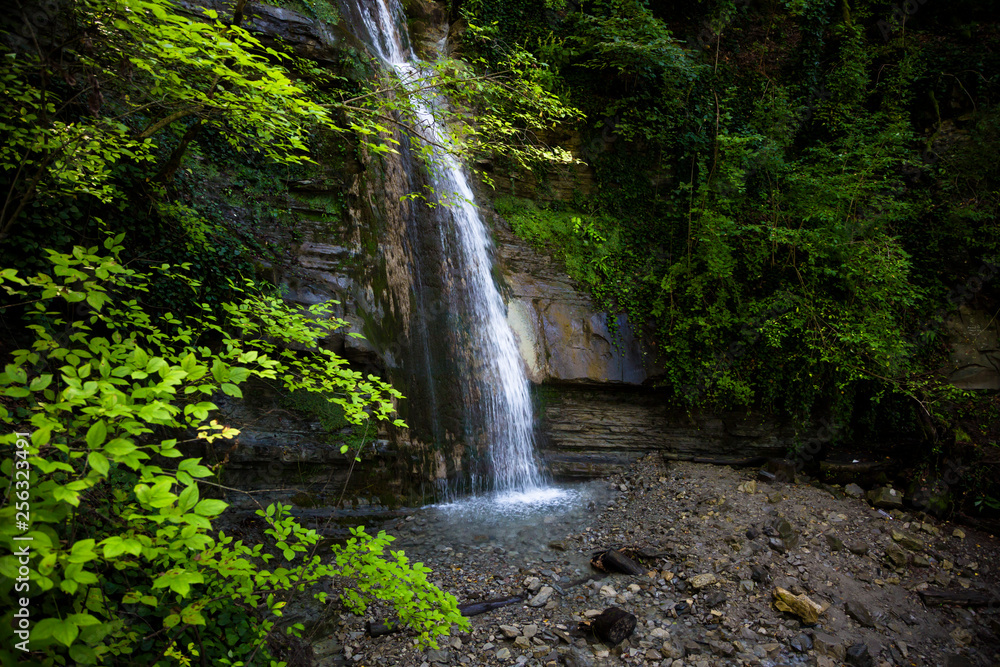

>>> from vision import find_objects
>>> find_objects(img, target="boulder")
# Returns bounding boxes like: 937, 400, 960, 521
867, 486, 904, 509
845, 599, 876, 628
845, 483, 865, 498
846, 642, 874, 667
892, 529, 925, 552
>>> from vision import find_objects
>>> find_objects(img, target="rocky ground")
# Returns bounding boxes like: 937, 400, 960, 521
306, 455, 1000, 667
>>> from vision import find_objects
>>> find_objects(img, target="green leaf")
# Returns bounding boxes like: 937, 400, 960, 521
85, 421, 107, 449
104, 438, 137, 457
30, 374, 53, 391
221, 382, 242, 398
51, 618, 80, 646
87, 451, 109, 476
193, 498, 227, 517
177, 484, 199, 512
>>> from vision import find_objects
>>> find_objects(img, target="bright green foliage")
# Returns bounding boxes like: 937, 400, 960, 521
0, 0, 334, 240
0, 238, 466, 666
0, 48, 156, 227
469, 0, 1000, 437
109, 0, 332, 154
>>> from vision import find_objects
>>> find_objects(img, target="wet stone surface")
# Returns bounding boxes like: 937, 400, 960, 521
311, 457, 1000, 666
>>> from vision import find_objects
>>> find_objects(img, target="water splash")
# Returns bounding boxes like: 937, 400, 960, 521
349, 0, 548, 495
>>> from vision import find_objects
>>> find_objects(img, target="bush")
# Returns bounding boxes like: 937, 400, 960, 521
0, 237, 467, 666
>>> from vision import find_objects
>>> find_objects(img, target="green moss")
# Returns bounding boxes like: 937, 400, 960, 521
494, 195, 621, 290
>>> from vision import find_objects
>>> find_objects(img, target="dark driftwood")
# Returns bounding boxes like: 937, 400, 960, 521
918, 588, 994, 607
591, 549, 646, 575
366, 595, 525, 637
580, 607, 636, 646
458, 595, 524, 617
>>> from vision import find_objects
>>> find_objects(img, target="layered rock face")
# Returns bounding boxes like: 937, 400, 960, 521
485, 209, 816, 479
201, 0, 827, 496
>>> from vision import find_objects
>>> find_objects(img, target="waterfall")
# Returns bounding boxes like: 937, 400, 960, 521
346, 0, 547, 495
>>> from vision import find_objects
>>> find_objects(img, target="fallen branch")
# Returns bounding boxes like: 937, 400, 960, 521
365, 595, 524, 638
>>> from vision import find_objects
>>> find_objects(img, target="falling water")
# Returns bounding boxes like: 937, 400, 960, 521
349, 0, 548, 496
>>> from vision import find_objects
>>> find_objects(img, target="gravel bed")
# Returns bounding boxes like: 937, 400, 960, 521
310, 455, 1000, 667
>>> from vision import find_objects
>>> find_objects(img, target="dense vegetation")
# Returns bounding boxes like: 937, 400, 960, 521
1, 0, 999, 664
466, 0, 999, 455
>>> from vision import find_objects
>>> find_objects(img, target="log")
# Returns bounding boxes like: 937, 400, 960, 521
918, 588, 995, 607
457, 595, 524, 617
365, 620, 403, 638
580, 607, 636, 646
366, 595, 525, 637
591, 548, 647, 575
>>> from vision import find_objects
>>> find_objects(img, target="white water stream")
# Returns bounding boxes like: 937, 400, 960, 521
353, 0, 555, 499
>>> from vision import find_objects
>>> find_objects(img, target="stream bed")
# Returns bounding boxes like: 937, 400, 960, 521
305, 456, 1000, 667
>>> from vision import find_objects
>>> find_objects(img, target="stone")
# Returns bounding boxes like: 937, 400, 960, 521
562, 648, 595, 667
845, 599, 876, 628
709, 641, 734, 657
522, 624, 538, 639
845, 642, 873, 667
844, 483, 865, 498
765, 458, 798, 482
845, 540, 869, 556
426, 648, 450, 663
650, 627, 671, 640
739, 579, 755, 593
790, 633, 813, 652
892, 529, 925, 552
496, 647, 511, 660
769, 516, 799, 548
867, 486, 904, 509
772, 587, 823, 624
884, 542, 909, 568
825, 533, 844, 551
689, 573, 717, 589
514, 636, 531, 649
953, 528, 966, 539
499, 625, 520, 639
528, 586, 555, 607
813, 633, 846, 661
599, 585, 617, 598
524, 576, 541, 592
950, 627, 974, 646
